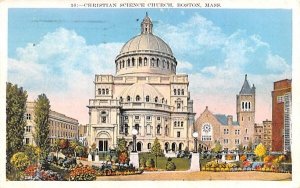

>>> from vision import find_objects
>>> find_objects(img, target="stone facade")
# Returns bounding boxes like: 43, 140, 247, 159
24, 102, 79, 146
87, 14, 195, 153
195, 75, 256, 151
254, 119, 272, 150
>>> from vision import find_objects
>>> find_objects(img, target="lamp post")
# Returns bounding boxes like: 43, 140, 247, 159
192, 132, 199, 153
132, 128, 138, 152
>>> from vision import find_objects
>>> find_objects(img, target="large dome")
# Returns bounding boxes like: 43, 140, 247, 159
115, 13, 177, 76
119, 34, 173, 56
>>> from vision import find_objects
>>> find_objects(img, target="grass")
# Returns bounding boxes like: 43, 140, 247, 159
138, 153, 190, 171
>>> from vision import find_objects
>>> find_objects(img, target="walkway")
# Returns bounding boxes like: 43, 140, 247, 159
96, 171, 291, 181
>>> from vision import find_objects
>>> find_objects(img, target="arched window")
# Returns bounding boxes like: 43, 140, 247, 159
174, 121, 177, 127
127, 59, 130, 67
120, 96, 123, 102
177, 89, 180, 95
165, 125, 169, 136
156, 58, 159, 67
127, 96, 130, 102
147, 143, 151, 149
98, 89, 101, 95
151, 58, 155, 67
157, 125, 161, 134
139, 57, 142, 66
162, 98, 164, 104
134, 124, 139, 133
106, 88, 109, 94
245, 102, 248, 110
102, 89, 105, 95
167, 61, 170, 69
174, 89, 176, 95
146, 95, 150, 102
136, 95, 140, 101
162, 60, 165, 68
101, 111, 107, 123
177, 103, 181, 109
248, 102, 251, 110
181, 121, 184, 127
144, 57, 148, 66
155, 96, 158, 103
119, 61, 122, 69
132, 58, 135, 66
122, 60, 125, 68
242, 102, 244, 110
181, 89, 184, 95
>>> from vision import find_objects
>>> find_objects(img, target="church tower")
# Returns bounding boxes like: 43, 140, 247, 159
236, 74, 256, 148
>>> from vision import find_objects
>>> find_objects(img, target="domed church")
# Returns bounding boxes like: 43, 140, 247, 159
87, 13, 196, 153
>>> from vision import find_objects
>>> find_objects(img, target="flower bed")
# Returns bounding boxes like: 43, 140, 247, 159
92, 163, 143, 176
69, 165, 97, 181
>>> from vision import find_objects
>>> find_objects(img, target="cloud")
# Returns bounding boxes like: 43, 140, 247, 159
8, 28, 122, 124
177, 60, 193, 72
155, 13, 291, 122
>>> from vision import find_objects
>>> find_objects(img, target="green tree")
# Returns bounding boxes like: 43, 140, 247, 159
33, 94, 51, 161
151, 137, 162, 168
212, 141, 222, 153
6, 82, 28, 174
254, 143, 267, 161
116, 137, 128, 163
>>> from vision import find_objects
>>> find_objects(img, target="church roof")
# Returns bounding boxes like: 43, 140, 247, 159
240, 74, 255, 95
214, 114, 227, 125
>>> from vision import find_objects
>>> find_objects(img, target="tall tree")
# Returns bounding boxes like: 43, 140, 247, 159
151, 137, 162, 168
6, 82, 28, 173
33, 94, 51, 160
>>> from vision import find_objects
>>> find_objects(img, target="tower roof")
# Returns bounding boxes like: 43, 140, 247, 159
240, 74, 255, 95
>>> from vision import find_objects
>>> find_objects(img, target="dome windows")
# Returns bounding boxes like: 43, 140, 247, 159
155, 96, 158, 103
136, 95, 141, 102
144, 57, 148, 66
146, 95, 150, 102
139, 57, 142, 66
127, 96, 131, 102
132, 58, 135, 66
98, 87, 110, 96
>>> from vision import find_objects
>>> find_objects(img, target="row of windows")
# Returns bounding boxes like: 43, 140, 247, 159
25, 126, 31, 133
120, 124, 168, 135
117, 57, 176, 71
50, 130, 76, 138
26, 113, 31, 120
202, 136, 211, 141
51, 121, 77, 130
123, 115, 162, 121
98, 88, 109, 95
235, 139, 240, 144
241, 101, 251, 111
173, 89, 185, 96
120, 95, 167, 104
174, 121, 184, 127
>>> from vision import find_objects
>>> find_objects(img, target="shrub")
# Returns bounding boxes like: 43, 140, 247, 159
167, 157, 172, 161
10, 152, 31, 171
240, 155, 247, 162
69, 165, 97, 181
118, 152, 128, 164
24, 164, 38, 177
105, 155, 112, 162
139, 158, 146, 168
111, 156, 118, 164
166, 161, 176, 171
146, 158, 155, 168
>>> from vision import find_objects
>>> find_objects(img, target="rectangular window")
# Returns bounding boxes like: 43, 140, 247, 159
201, 136, 212, 141
101, 117, 106, 123
26, 113, 31, 120
146, 116, 151, 121
224, 139, 228, 144
157, 117, 161, 121
25, 138, 30, 145
235, 139, 240, 144
177, 131, 180, 138
135, 116, 139, 120
277, 96, 283, 103
25, 126, 31, 132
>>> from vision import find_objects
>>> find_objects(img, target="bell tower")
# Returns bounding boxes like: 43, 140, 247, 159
236, 74, 256, 147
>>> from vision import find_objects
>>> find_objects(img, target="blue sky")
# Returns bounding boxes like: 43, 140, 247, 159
8, 8, 292, 124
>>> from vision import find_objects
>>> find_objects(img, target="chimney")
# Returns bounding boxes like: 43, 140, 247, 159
227, 115, 233, 125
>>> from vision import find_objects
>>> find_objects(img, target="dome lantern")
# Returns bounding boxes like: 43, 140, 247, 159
141, 12, 153, 34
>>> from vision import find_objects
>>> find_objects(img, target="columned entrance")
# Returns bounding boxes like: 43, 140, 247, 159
165, 142, 169, 152
99, 140, 108, 151
96, 131, 111, 152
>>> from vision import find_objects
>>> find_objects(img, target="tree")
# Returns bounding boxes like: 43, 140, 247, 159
116, 138, 128, 164
33, 94, 51, 161
6, 82, 28, 174
247, 141, 253, 152
254, 143, 267, 161
151, 137, 162, 168
212, 141, 222, 153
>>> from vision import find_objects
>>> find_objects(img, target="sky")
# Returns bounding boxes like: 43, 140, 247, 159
7, 8, 292, 125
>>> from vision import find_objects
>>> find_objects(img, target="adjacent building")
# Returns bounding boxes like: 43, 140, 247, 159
87, 13, 195, 153
254, 119, 272, 150
271, 79, 292, 152
24, 102, 79, 146
194, 74, 256, 151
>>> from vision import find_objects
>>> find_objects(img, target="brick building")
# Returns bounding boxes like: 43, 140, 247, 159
271, 79, 292, 152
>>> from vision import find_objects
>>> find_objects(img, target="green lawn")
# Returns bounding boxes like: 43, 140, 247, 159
138, 153, 190, 171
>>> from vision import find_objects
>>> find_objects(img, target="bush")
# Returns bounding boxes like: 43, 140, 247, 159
139, 158, 146, 168
146, 158, 155, 168
69, 165, 97, 181
111, 156, 118, 164
166, 161, 176, 171
10, 152, 31, 171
